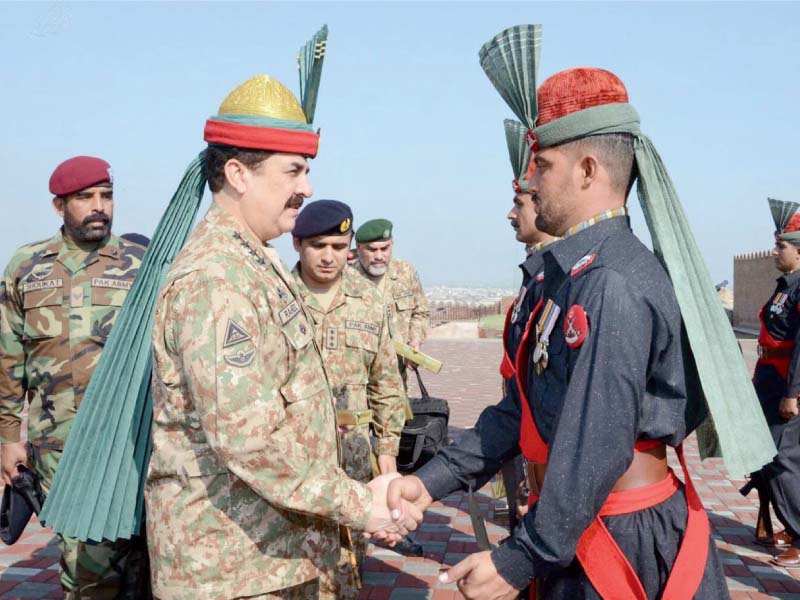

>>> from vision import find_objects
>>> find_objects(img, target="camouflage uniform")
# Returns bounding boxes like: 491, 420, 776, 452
351, 258, 430, 387
0, 230, 145, 597
293, 266, 405, 598
146, 203, 373, 600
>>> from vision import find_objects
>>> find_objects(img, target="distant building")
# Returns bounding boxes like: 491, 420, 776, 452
734, 250, 777, 332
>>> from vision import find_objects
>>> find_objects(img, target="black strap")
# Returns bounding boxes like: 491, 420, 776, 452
413, 367, 429, 399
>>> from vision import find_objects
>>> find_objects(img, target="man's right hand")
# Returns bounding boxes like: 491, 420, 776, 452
1, 443, 28, 487
369, 475, 433, 546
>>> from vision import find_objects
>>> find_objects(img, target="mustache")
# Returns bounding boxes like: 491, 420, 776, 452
510, 220, 520, 229
286, 195, 304, 210
82, 214, 110, 226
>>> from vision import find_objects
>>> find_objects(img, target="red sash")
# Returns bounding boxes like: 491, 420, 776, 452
757, 307, 793, 379
516, 300, 710, 599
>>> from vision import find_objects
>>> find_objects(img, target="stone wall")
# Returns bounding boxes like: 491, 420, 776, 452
733, 250, 777, 332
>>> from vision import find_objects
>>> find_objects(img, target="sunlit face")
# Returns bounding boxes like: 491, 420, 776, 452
773, 238, 800, 273
357, 239, 393, 277
239, 153, 312, 242
53, 185, 114, 243
529, 146, 578, 237
294, 233, 351, 286
507, 191, 539, 244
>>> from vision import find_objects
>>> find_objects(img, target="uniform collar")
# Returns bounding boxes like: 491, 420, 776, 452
292, 263, 356, 313
520, 238, 558, 278
52, 229, 122, 267
206, 202, 268, 269
779, 269, 800, 288
545, 214, 631, 275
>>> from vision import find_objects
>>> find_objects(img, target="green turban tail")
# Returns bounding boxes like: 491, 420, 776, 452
533, 103, 776, 476
39, 153, 208, 541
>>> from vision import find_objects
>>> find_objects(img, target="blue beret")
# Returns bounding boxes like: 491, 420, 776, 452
293, 200, 353, 239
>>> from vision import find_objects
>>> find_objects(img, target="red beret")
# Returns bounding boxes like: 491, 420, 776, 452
537, 68, 629, 126
49, 156, 113, 196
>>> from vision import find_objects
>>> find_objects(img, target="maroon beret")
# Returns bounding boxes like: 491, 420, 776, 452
49, 156, 113, 196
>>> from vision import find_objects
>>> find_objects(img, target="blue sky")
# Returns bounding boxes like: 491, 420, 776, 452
1, 2, 797, 288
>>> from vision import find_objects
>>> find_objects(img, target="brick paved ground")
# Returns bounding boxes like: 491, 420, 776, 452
0, 337, 796, 599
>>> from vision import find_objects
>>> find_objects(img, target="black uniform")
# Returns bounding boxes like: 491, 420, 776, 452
505, 251, 546, 364
500, 250, 547, 532
417, 216, 728, 598
754, 270, 800, 539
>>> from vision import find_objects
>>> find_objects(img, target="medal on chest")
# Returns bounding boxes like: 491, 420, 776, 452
771, 292, 789, 315
511, 286, 527, 324
532, 299, 561, 375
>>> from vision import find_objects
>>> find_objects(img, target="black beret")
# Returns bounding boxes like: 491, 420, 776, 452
293, 200, 353, 239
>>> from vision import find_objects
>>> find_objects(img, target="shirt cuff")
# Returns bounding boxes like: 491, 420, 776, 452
0, 424, 22, 444
340, 479, 374, 531
375, 436, 400, 457
491, 537, 535, 591
415, 454, 463, 501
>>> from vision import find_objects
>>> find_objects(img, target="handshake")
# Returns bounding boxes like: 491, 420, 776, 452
363, 472, 432, 544
361, 473, 520, 600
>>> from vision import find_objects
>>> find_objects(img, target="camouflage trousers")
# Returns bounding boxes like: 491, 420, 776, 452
317, 424, 371, 599
32, 446, 150, 599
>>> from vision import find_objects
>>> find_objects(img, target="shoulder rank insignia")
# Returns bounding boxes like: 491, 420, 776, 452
570, 253, 596, 277
564, 305, 589, 349
224, 348, 256, 367
223, 319, 252, 348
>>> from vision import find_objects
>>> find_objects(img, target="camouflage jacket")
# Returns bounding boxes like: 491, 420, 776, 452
0, 231, 144, 448
146, 203, 373, 599
350, 258, 430, 346
292, 266, 405, 457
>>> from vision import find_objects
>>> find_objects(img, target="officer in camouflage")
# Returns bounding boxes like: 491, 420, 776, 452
145, 60, 420, 599
351, 219, 430, 388
291, 200, 405, 597
0, 155, 146, 598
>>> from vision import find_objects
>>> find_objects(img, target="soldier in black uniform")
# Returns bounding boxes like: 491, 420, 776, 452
748, 198, 800, 566
381, 66, 730, 599
499, 119, 557, 532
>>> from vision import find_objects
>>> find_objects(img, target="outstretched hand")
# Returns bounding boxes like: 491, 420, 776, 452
439, 550, 519, 600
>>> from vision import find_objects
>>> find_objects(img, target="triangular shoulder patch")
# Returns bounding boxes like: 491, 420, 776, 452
223, 319, 252, 348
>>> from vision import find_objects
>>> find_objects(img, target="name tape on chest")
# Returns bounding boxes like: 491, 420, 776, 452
279, 300, 301, 325
345, 320, 380, 335
22, 279, 63, 293
91, 278, 133, 291
394, 289, 413, 299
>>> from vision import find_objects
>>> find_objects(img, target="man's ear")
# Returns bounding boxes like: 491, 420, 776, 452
579, 154, 600, 189
52, 196, 65, 219
223, 159, 249, 196
292, 236, 302, 252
